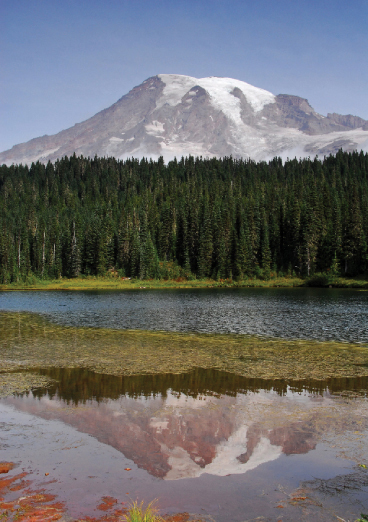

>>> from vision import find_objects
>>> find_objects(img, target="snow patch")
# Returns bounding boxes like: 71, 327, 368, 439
157, 74, 276, 121
115, 126, 368, 165
199, 76, 275, 115
360, 138, 368, 153
145, 120, 165, 136
156, 75, 197, 109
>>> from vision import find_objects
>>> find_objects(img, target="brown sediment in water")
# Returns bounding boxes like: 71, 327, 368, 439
1, 310, 367, 522
0, 462, 208, 521
1, 370, 367, 520
0, 462, 14, 474
0, 463, 64, 521
97, 496, 118, 511
121, 508, 211, 522
1, 311, 368, 399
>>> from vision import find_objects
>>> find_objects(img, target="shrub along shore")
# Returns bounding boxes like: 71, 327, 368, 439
1, 274, 367, 291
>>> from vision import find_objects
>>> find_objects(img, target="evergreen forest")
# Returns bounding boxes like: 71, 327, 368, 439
0, 150, 367, 284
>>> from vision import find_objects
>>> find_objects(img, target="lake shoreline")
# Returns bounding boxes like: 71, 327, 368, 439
1, 275, 368, 291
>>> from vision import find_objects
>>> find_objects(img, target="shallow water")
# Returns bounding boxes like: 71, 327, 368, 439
2, 311, 368, 384
1, 287, 368, 342
0, 289, 368, 521
1, 368, 368, 521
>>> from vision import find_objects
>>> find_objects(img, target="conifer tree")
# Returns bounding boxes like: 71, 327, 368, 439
197, 198, 213, 278
260, 212, 272, 278
129, 229, 140, 277
69, 221, 81, 278
342, 183, 364, 274
0, 151, 367, 281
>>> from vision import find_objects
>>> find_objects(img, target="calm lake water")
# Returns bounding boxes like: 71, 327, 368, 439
1, 287, 368, 342
1, 288, 368, 521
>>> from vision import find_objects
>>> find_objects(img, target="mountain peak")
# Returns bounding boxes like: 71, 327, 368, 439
1, 75, 368, 165
156, 73, 276, 114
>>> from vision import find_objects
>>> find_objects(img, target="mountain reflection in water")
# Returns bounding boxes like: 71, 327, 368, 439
6, 368, 368, 481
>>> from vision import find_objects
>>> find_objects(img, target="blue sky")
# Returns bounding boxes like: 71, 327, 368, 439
1, 0, 368, 151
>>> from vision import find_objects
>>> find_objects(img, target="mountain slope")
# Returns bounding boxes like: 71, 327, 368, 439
1, 74, 368, 165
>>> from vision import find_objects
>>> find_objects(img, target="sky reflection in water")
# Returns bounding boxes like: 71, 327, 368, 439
0, 288, 368, 520
1, 287, 368, 342
1, 368, 367, 522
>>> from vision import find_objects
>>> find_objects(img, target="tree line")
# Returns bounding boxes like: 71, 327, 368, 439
0, 150, 367, 283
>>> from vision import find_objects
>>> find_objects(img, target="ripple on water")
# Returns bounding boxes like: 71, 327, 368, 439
0, 287, 367, 343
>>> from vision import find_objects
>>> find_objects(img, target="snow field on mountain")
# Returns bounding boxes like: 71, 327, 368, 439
157, 74, 276, 121
2, 73, 368, 165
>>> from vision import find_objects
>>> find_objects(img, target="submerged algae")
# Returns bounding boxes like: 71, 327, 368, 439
1, 311, 368, 398
0, 372, 55, 399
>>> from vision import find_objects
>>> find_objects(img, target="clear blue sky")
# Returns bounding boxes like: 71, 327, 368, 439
1, 0, 367, 152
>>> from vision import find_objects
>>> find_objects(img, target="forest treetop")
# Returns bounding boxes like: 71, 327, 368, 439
0, 150, 367, 283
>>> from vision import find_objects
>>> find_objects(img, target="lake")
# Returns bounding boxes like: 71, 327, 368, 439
0, 288, 367, 522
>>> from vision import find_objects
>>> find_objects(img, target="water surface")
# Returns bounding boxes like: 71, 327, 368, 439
1, 288, 368, 521
1, 368, 367, 521
1, 287, 368, 342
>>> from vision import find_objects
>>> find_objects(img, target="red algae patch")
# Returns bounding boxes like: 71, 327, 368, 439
78, 507, 128, 522
163, 514, 209, 522
0, 462, 14, 474
0, 471, 28, 492
97, 496, 118, 511
0, 466, 64, 521
0, 462, 127, 522
0, 462, 169, 522
0, 465, 207, 522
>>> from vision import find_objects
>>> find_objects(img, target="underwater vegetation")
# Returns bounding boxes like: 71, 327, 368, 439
1, 311, 368, 397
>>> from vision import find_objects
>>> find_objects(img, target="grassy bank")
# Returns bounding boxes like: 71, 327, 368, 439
1, 275, 367, 291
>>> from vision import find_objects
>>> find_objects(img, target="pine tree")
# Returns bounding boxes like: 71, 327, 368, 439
260, 212, 272, 278
342, 183, 363, 274
129, 229, 140, 277
0, 152, 367, 281
197, 198, 213, 278
69, 221, 81, 277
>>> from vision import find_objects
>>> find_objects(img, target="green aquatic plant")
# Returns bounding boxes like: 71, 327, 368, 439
124, 500, 163, 522
1, 311, 368, 398
0, 372, 55, 398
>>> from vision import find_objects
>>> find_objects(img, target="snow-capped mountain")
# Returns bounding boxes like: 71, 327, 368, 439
1, 74, 368, 165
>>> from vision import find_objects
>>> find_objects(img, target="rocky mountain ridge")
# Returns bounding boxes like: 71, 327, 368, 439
1, 74, 368, 165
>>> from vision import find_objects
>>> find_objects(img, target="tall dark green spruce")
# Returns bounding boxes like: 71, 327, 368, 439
0, 150, 367, 281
